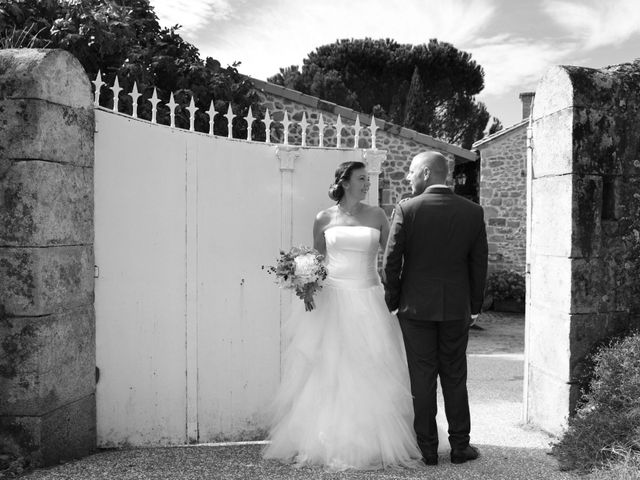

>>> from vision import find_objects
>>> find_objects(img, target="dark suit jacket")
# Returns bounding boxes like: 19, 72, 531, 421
382, 186, 488, 321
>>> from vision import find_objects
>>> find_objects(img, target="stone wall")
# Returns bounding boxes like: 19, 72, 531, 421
526, 60, 640, 434
477, 124, 527, 273
254, 80, 472, 210
0, 49, 95, 467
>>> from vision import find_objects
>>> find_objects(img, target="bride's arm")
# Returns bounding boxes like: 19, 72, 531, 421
312, 210, 329, 256
377, 207, 390, 251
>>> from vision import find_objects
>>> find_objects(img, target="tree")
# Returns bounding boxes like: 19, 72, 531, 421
268, 65, 305, 92
488, 117, 503, 135
268, 38, 496, 149
403, 66, 426, 131
0, 0, 263, 138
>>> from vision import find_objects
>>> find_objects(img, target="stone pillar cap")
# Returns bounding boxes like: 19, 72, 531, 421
0, 48, 91, 108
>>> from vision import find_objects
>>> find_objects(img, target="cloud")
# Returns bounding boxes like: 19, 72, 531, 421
469, 34, 575, 97
543, 0, 640, 49
191, 0, 497, 79
151, 0, 234, 34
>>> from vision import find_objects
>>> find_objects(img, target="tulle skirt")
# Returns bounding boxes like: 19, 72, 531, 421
263, 281, 425, 471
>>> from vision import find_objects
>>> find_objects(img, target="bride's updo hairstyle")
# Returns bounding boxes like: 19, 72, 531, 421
328, 161, 366, 202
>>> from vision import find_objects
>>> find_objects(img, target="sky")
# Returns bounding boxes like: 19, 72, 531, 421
149, 0, 640, 129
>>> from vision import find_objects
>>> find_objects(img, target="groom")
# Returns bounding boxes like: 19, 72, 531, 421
382, 151, 488, 466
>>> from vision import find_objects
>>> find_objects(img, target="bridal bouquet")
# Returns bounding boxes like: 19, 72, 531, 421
265, 246, 327, 311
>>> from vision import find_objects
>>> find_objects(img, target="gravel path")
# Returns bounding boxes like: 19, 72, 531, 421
22, 312, 580, 480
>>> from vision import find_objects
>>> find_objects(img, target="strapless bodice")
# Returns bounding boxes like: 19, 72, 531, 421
323, 226, 381, 288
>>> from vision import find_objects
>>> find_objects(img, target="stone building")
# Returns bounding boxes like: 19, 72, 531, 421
472, 92, 534, 274
251, 78, 477, 213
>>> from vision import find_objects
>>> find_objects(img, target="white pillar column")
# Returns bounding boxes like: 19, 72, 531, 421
363, 149, 386, 206
275, 146, 300, 376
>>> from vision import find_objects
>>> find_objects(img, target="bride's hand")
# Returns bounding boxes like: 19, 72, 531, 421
304, 298, 315, 311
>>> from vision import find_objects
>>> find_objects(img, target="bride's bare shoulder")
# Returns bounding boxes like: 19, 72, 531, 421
314, 206, 336, 227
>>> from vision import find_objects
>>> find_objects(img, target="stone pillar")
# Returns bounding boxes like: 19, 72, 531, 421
525, 60, 640, 434
0, 49, 95, 466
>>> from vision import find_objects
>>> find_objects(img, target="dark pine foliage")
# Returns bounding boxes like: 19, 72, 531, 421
268, 38, 493, 149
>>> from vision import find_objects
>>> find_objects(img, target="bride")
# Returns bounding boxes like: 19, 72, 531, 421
263, 161, 446, 470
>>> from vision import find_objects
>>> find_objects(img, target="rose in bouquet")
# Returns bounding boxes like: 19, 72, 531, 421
264, 246, 327, 311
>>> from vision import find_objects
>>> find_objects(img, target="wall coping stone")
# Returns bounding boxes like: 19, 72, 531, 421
0, 49, 91, 109
534, 60, 640, 119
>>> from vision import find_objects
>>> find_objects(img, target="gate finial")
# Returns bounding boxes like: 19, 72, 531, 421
131, 82, 141, 118
92, 70, 104, 107
149, 88, 160, 124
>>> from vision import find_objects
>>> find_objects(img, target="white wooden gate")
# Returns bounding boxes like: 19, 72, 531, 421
94, 109, 382, 446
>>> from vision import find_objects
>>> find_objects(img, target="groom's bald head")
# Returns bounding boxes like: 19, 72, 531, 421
412, 151, 449, 185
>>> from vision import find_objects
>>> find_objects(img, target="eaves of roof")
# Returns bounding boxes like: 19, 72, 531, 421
250, 77, 476, 161
472, 119, 529, 149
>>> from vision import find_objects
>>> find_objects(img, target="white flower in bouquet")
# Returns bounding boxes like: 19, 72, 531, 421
294, 253, 319, 283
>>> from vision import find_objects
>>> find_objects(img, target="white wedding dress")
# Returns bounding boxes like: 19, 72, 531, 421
264, 225, 440, 470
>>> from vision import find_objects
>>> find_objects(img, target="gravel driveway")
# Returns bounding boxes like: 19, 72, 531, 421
21, 312, 580, 480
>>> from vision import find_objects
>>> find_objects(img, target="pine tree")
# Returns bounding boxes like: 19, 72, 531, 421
268, 38, 493, 146
403, 66, 426, 131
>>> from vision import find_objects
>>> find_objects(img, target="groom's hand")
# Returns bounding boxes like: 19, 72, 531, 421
469, 313, 483, 330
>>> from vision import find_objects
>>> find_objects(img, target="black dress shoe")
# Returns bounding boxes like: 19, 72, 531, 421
422, 454, 438, 466
450, 445, 480, 464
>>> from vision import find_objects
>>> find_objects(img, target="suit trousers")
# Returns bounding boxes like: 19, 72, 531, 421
398, 316, 471, 454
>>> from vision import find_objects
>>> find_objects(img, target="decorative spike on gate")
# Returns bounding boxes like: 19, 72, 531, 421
336, 115, 343, 148
186, 96, 197, 132
92, 70, 104, 107
370, 115, 379, 150
354, 115, 362, 149
263, 109, 272, 143
225, 104, 234, 139
282, 110, 291, 145
167, 92, 178, 128
149, 87, 160, 124
245, 106, 255, 141
111, 76, 122, 112
131, 82, 141, 118
207, 100, 216, 135
318, 114, 325, 147
300, 112, 308, 147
